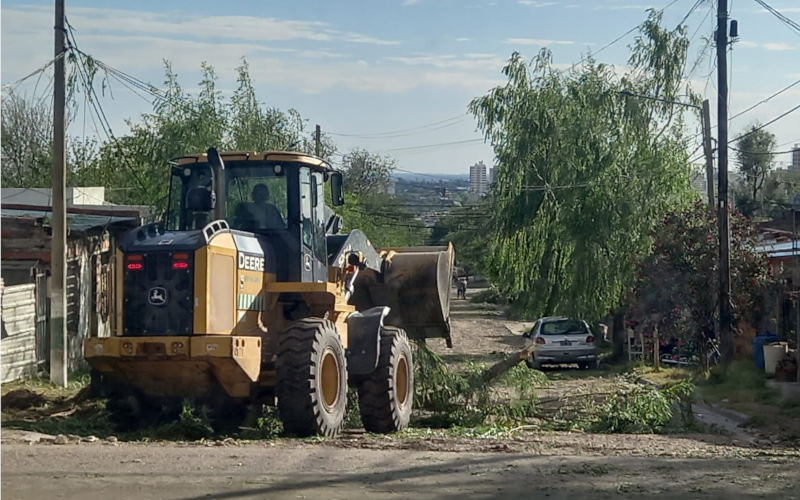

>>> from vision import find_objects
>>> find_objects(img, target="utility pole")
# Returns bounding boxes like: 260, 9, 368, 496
314, 124, 321, 157
702, 99, 714, 211
50, 0, 68, 386
716, 0, 733, 367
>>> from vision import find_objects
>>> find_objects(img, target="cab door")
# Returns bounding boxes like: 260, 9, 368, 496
299, 168, 328, 282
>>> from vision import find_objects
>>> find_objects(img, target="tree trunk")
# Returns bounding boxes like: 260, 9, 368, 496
478, 344, 537, 386
612, 311, 626, 358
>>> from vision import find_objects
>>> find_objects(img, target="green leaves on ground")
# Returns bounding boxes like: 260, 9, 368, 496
413, 341, 548, 427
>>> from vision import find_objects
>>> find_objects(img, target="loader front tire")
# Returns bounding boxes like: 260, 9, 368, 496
357, 327, 413, 434
276, 318, 348, 437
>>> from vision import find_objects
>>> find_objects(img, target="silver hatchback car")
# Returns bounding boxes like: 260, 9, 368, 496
523, 316, 598, 369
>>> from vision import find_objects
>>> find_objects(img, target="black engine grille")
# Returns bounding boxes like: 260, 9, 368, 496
122, 252, 194, 336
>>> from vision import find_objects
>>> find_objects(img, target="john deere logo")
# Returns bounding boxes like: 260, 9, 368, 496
148, 287, 168, 306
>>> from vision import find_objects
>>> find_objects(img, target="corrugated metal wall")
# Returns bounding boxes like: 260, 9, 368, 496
1, 283, 38, 382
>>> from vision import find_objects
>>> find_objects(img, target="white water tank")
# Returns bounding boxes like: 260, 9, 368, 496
763, 342, 788, 375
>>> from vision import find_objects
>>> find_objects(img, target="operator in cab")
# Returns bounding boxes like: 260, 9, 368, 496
236, 183, 285, 231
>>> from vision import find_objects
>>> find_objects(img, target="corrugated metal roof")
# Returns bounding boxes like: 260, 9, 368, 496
1, 207, 139, 233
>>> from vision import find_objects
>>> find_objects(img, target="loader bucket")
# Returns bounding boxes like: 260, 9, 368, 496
351, 243, 455, 346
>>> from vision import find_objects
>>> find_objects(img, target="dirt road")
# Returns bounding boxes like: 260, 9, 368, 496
2, 435, 799, 500
3, 289, 799, 498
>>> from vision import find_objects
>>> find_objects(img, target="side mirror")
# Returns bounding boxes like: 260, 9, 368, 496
330, 171, 344, 206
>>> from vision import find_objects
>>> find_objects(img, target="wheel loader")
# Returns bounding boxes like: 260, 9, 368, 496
84, 148, 454, 436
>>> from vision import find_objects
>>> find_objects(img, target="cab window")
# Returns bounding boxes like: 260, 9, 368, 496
226, 166, 288, 231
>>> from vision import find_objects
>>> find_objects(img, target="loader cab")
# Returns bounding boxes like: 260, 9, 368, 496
166, 151, 344, 283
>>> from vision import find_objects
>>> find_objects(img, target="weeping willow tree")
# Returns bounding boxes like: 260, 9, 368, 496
469, 10, 696, 320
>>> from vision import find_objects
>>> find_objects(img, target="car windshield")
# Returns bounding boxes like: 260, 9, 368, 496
540, 319, 587, 335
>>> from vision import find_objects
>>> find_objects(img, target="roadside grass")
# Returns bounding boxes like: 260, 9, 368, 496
633, 365, 695, 386
1, 371, 92, 399
695, 361, 800, 442
698, 361, 779, 405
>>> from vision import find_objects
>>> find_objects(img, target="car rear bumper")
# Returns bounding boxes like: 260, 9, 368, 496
534, 348, 597, 363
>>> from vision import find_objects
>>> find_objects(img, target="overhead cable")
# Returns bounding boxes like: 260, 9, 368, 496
752, 0, 800, 36
1, 52, 65, 92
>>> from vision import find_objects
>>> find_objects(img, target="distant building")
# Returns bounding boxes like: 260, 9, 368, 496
792, 144, 800, 171
489, 166, 497, 185
469, 161, 488, 194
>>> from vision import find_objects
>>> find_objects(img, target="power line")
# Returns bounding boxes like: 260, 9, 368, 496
328, 114, 469, 139
729, 103, 800, 144
567, 0, 684, 72
730, 145, 799, 155
751, 0, 800, 37
689, 76, 800, 144
685, 4, 715, 79
377, 138, 485, 154
1, 52, 65, 92
676, 0, 706, 30
65, 21, 151, 198
730, 77, 800, 121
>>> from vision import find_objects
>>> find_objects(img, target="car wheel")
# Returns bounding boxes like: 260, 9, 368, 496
525, 356, 540, 370
577, 361, 588, 370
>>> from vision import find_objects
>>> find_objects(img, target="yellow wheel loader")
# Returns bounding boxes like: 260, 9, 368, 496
84, 148, 453, 437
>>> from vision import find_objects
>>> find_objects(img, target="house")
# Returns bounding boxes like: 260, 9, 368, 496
1, 189, 151, 381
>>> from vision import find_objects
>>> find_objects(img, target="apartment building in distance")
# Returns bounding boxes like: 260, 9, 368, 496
469, 161, 488, 194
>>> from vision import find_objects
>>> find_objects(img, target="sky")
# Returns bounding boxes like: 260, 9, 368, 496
2, 0, 799, 176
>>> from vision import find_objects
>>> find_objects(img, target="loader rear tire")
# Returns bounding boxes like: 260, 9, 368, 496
357, 327, 413, 434
276, 318, 347, 437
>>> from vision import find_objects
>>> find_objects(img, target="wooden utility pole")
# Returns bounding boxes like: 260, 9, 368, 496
314, 124, 321, 157
716, 0, 733, 366
702, 99, 714, 210
50, 0, 68, 386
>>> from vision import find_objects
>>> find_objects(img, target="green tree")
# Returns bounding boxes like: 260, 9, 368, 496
734, 125, 777, 217
627, 201, 770, 367
83, 58, 318, 210
229, 59, 306, 152
468, 10, 694, 321
339, 148, 396, 197
1, 91, 53, 187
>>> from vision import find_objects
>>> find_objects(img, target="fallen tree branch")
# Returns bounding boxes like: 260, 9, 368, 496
475, 345, 537, 386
